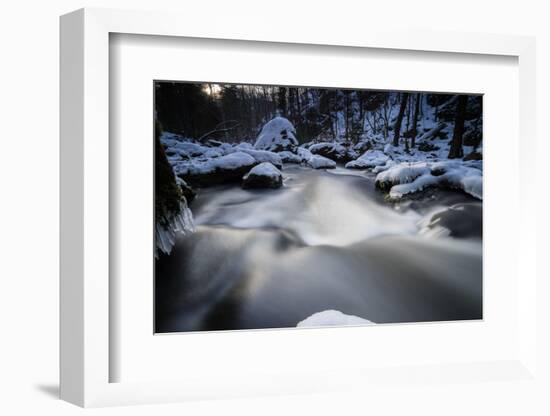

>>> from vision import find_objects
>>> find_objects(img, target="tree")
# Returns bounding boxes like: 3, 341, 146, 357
155, 120, 183, 226
448, 95, 468, 159
411, 93, 421, 148
154, 82, 221, 138
344, 90, 351, 141
392, 92, 409, 147
277, 87, 288, 116
319, 89, 337, 139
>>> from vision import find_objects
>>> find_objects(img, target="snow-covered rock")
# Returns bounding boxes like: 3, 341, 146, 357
345, 149, 390, 169
375, 162, 430, 192
297, 147, 314, 163
308, 155, 336, 169
254, 117, 299, 152
375, 160, 482, 200
297, 310, 375, 328
277, 150, 303, 164
308, 142, 356, 162
174, 151, 257, 187
420, 203, 482, 239
242, 162, 283, 189
353, 139, 372, 154
161, 134, 231, 161
233, 146, 283, 169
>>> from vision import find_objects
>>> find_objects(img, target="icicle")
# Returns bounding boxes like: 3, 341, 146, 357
155, 201, 195, 258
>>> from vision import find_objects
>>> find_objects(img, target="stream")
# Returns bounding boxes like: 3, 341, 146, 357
155, 165, 482, 333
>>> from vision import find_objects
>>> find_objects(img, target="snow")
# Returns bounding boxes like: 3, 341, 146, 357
376, 162, 431, 188
297, 147, 314, 162
417, 122, 446, 142
161, 134, 231, 161
376, 161, 483, 200
243, 162, 282, 180
277, 150, 303, 164
309, 142, 347, 156
345, 149, 390, 169
174, 151, 256, 176
297, 310, 375, 328
254, 117, 299, 151
233, 146, 283, 168
308, 154, 336, 169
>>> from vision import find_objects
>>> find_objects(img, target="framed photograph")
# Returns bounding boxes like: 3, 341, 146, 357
153, 80, 483, 334
60, 8, 538, 407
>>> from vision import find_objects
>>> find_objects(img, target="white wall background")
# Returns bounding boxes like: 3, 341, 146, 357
0, 0, 548, 414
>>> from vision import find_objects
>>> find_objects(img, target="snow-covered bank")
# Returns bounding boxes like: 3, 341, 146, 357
345, 149, 389, 169
375, 160, 482, 200
160, 112, 483, 204
155, 123, 196, 256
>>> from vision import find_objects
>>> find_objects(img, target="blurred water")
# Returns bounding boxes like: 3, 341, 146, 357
155, 166, 482, 332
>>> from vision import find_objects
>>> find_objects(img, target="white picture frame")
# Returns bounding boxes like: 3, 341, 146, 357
60, 7, 538, 407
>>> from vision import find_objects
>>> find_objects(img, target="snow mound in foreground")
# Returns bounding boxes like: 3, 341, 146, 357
254, 117, 299, 152
297, 310, 375, 328
375, 160, 482, 200
308, 154, 336, 169
345, 149, 390, 169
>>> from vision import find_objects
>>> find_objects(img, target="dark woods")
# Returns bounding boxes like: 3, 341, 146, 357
155, 82, 482, 156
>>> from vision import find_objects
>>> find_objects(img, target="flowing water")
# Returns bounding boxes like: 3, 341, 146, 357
155, 165, 482, 333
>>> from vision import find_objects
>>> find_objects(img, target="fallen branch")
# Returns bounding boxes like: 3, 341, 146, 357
197, 120, 240, 142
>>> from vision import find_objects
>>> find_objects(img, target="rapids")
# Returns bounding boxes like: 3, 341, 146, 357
155, 165, 482, 332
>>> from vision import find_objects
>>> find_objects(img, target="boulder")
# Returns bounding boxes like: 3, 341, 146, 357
242, 162, 283, 189
463, 151, 482, 161
308, 155, 336, 169
353, 139, 372, 154
254, 117, 299, 152
308, 142, 356, 162
175, 152, 257, 187
277, 150, 303, 164
234, 146, 283, 169
345, 150, 390, 169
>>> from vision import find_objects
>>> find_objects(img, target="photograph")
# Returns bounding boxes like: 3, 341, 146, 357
154, 81, 483, 333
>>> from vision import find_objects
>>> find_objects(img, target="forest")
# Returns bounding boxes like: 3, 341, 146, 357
154, 81, 483, 333
155, 82, 482, 157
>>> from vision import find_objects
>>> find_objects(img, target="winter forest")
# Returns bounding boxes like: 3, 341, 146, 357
155, 81, 483, 333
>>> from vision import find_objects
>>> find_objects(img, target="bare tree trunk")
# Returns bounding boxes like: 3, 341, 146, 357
411, 93, 421, 148
406, 94, 411, 132
345, 92, 350, 141
392, 92, 409, 147
382, 99, 389, 139
448, 95, 468, 159
277, 87, 287, 116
